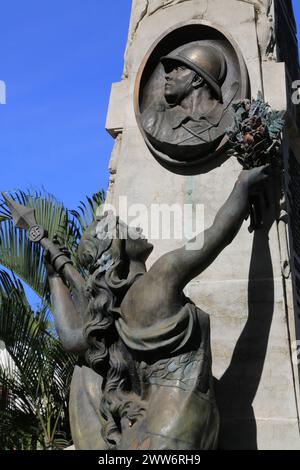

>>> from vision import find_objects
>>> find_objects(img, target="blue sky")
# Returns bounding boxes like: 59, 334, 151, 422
0, 1, 131, 209
293, 0, 300, 47
0, 1, 299, 209
0, 1, 299, 309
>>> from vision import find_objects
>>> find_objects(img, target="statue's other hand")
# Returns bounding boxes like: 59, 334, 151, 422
44, 235, 71, 278
238, 164, 270, 196
44, 247, 58, 277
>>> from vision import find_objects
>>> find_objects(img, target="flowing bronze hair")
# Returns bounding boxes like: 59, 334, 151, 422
78, 215, 145, 448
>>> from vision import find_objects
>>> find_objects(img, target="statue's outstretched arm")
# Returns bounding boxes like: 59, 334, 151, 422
46, 253, 88, 354
150, 166, 269, 291
2, 194, 89, 354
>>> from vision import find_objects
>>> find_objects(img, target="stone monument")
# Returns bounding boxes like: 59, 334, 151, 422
6, 0, 300, 451
104, 0, 300, 450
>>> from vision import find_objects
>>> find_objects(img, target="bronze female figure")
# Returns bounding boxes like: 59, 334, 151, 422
44, 166, 268, 450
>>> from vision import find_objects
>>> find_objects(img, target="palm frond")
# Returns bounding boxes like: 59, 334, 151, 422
0, 190, 105, 299
0, 268, 76, 449
69, 190, 105, 235
0, 190, 68, 303
0, 188, 105, 449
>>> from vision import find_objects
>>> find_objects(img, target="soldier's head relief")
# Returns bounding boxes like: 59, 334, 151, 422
161, 44, 227, 106
135, 25, 250, 172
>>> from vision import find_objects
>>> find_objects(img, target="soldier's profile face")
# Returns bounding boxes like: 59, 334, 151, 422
164, 61, 196, 105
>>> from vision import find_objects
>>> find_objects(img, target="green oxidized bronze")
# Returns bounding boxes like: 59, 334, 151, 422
226, 94, 285, 232
227, 93, 285, 170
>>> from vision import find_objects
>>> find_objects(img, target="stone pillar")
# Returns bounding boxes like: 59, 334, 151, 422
105, 0, 300, 449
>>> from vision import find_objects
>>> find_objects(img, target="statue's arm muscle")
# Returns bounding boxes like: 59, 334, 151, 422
149, 178, 249, 291
48, 275, 88, 353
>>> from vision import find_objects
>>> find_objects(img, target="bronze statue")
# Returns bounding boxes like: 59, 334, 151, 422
135, 29, 250, 171
141, 43, 232, 161
30, 165, 268, 450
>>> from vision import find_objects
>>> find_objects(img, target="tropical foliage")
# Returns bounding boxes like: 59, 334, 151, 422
0, 190, 104, 449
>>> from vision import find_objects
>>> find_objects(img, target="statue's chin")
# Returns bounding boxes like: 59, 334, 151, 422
164, 92, 179, 107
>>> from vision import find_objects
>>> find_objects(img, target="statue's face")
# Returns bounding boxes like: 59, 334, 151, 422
164, 62, 196, 105
126, 226, 153, 261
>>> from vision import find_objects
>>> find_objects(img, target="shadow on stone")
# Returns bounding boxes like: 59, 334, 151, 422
215, 194, 276, 449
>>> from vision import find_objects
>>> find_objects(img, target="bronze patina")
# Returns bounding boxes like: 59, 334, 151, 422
5, 167, 269, 450
135, 22, 250, 174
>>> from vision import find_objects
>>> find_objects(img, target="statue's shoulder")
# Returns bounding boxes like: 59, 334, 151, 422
145, 101, 166, 113
141, 101, 167, 133
188, 302, 211, 335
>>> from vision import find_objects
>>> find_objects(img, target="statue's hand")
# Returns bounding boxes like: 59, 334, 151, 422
44, 235, 71, 277
238, 165, 270, 196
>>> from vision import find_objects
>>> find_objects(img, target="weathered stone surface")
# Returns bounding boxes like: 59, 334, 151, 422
105, 81, 129, 137
105, 0, 300, 449
262, 62, 287, 111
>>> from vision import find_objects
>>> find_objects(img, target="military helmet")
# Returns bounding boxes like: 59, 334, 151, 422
161, 43, 226, 101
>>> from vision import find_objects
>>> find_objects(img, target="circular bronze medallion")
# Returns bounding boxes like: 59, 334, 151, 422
29, 225, 45, 242
134, 22, 250, 175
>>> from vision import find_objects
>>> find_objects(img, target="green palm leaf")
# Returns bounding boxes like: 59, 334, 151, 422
0, 268, 76, 449
0, 190, 104, 302
0, 188, 105, 449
